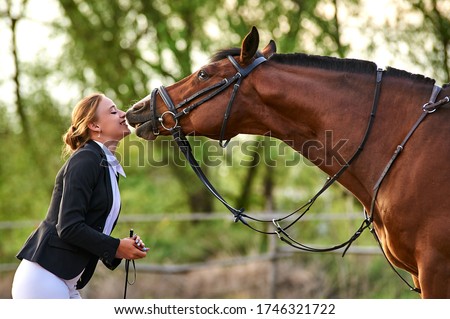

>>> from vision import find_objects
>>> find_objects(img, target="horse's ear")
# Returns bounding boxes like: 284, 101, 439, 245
261, 40, 276, 59
240, 26, 259, 64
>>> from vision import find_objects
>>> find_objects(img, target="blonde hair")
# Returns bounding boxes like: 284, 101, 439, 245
62, 93, 104, 156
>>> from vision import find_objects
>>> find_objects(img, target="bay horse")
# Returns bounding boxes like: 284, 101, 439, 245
126, 26, 450, 298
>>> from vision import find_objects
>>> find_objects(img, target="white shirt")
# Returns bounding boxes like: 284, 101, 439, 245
93, 141, 126, 235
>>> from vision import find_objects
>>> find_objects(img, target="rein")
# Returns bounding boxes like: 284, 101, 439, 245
366, 86, 449, 293
148, 56, 450, 293
148, 55, 267, 223
154, 65, 385, 245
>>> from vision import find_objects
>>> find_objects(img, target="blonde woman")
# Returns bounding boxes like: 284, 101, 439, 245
11, 93, 148, 298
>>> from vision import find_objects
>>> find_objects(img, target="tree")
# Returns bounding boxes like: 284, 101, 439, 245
408, 0, 450, 83
366, 0, 449, 84
53, 0, 362, 214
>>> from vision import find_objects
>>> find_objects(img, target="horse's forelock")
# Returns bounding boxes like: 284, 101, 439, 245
210, 48, 241, 62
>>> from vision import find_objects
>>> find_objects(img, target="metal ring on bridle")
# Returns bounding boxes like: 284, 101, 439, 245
158, 111, 178, 131
422, 102, 437, 113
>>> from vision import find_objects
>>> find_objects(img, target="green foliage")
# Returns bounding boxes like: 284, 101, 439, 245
0, 0, 447, 298
361, 0, 450, 84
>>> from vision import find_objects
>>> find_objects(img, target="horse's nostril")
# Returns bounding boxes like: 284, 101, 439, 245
129, 102, 142, 112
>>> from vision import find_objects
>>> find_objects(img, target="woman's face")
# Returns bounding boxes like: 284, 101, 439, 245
94, 96, 131, 142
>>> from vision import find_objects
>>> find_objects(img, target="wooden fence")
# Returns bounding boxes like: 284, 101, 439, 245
1, 212, 381, 298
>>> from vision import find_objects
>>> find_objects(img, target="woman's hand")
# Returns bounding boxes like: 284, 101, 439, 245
115, 234, 148, 259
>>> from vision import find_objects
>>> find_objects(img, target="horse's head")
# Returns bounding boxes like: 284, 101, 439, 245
126, 26, 276, 141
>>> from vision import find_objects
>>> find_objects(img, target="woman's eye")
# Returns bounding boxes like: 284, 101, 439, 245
198, 70, 209, 81
111, 111, 117, 114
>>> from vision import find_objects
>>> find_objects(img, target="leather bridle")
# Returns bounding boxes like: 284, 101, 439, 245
149, 55, 267, 147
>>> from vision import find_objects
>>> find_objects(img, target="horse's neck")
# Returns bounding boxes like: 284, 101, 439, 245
253, 65, 434, 207
255, 66, 378, 165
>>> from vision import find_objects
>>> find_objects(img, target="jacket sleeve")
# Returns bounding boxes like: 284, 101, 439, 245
102, 257, 122, 270
56, 149, 120, 265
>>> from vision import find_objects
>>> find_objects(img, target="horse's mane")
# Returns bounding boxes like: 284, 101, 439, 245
210, 48, 376, 74
272, 52, 377, 74
385, 67, 435, 85
210, 48, 436, 85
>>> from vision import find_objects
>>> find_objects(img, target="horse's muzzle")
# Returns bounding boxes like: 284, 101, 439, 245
126, 99, 157, 140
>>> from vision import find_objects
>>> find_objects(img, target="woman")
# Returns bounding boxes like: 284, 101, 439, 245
11, 93, 148, 298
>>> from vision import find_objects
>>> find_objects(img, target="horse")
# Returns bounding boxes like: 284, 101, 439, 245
126, 26, 450, 298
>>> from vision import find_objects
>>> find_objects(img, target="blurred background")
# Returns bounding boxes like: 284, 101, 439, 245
1, 0, 449, 298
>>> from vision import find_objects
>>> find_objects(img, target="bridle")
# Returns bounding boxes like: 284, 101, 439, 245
146, 54, 266, 217
144, 54, 450, 293
149, 55, 267, 147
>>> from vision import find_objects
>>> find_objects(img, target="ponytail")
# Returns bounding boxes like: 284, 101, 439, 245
62, 93, 104, 157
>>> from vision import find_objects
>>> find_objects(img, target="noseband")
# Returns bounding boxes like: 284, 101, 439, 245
149, 55, 267, 147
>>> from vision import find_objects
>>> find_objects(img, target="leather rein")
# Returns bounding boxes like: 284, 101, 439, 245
147, 55, 450, 293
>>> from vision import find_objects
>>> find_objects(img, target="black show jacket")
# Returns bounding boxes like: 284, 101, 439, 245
17, 140, 122, 289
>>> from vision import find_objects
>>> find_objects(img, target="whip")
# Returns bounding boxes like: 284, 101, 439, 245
123, 228, 135, 299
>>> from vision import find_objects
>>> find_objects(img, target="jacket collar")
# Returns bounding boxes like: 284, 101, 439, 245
84, 139, 106, 158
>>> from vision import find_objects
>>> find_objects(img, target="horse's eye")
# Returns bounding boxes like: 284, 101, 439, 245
198, 70, 209, 81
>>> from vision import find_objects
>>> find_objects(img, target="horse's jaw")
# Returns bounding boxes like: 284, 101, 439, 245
133, 121, 158, 140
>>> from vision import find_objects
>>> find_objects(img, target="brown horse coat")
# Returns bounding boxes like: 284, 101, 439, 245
126, 27, 450, 298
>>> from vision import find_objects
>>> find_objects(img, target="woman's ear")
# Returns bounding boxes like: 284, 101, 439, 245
88, 122, 101, 133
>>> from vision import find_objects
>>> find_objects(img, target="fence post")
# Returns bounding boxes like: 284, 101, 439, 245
268, 231, 278, 298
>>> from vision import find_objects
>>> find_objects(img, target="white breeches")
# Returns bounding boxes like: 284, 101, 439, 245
11, 259, 82, 299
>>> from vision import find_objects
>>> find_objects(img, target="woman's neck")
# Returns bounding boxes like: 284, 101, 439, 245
92, 138, 119, 155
